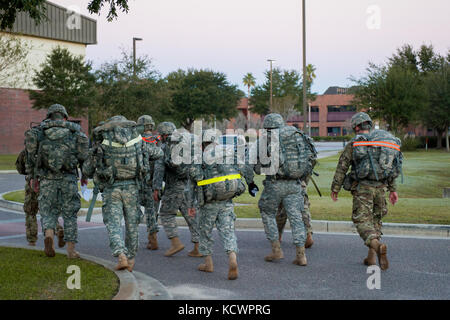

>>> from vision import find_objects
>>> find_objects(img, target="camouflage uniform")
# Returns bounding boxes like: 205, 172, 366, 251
276, 180, 312, 235
83, 116, 163, 260
26, 105, 88, 245
153, 123, 200, 244
331, 142, 395, 246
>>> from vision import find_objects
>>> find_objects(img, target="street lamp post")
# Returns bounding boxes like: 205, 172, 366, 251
302, 0, 307, 132
133, 37, 143, 77
267, 59, 275, 110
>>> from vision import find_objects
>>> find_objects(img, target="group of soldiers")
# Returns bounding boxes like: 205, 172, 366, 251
16, 103, 399, 280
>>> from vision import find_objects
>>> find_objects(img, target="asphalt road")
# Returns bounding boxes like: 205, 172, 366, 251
0, 207, 449, 300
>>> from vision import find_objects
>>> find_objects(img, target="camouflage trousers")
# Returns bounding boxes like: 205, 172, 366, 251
351, 184, 388, 246
198, 200, 238, 256
276, 183, 312, 235
102, 183, 142, 259
159, 182, 199, 243
24, 177, 39, 243
258, 179, 306, 246
142, 187, 159, 234
38, 176, 79, 243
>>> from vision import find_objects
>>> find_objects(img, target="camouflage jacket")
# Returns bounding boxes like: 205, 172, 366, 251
331, 143, 397, 193
141, 132, 161, 189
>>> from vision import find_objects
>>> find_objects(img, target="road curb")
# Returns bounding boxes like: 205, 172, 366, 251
1, 191, 449, 238
0, 170, 18, 174
0, 243, 139, 300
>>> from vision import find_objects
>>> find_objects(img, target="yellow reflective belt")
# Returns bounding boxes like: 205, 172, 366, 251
102, 135, 142, 148
197, 174, 242, 186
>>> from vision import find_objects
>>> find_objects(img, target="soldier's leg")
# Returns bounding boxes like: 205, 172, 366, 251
122, 184, 141, 260
282, 189, 306, 247
180, 200, 202, 257
144, 189, 159, 250
38, 179, 59, 257
216, 201, 239, 280
55, 222, 65, 248
197, 203, 217, 273
258, 182, 283, 261
351, 186, 378, 247
302, 191, 314, 248
159, 189, 185, 256
24, 181, 38, 245
60, 178, 81, 258
102, 187, 128, 257
276, 204, 287, 241
373, 188, 388, 240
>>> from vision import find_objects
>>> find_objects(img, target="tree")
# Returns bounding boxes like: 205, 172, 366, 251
0, 33, 31, 88
249, 67, 316, 117
0, 0, 130, 29
29, 46, 97, 119
352, 62, 427, 133
242, 72, 256, 99
422, 57, 450, 150
95, 50, 168, 126
165, 69, 243, 131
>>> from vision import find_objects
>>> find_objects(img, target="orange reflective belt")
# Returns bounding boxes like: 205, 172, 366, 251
142, 135, 161, 144
353, 141, 400, 151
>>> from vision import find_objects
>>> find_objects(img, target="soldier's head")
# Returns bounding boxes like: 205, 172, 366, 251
351, 112, 373, 133
263, 113, 284, 131
157, 121, 176, 142
201, 129, 218, 151
46, 104, 68, 121
137, 115, 155, 133
108, 115, 127, 122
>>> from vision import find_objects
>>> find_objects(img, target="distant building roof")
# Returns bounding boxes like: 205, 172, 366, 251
2, 1, 97, 45
323, 86, 359, 95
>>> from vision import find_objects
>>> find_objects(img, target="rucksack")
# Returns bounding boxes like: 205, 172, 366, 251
15, 149, 27, 175
95, 120, 144, 182
199, 145, 246, 202
352, 129, 403, 182
276, 126, 318, 180
36, 120, 85, 175
164, 131, 194, 179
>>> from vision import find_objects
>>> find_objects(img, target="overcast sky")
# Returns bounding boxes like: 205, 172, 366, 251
55, 0, 450, 94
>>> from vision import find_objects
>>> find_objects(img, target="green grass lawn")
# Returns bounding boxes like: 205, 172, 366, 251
0, 154, 18, 170
0, 247, 119, 300
234, 150, 450, 225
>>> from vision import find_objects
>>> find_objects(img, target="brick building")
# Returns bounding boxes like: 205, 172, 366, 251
287, 86, 356, 136
0, 1, 96, 154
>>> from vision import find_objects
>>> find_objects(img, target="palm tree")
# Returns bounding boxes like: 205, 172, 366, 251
305, 64, 316, 91
242, 72, 256, 126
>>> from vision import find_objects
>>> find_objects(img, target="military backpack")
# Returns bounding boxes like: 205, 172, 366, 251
352, 129, 403, 182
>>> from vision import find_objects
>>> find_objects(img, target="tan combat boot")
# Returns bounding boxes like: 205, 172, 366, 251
147, 232, 158, 250
293, 246, 307, 266
363, 248, 377, 266
115, 253, 129, 270
198, 255, 214, 273
127, 258, 135, 272
44, 229, 55, 257
264, 240, 284, 262
228, 251, 238, 280
57, 228, 65, 248
188, 242, 203, 257
370, 239, 389, 270
305, 232, 314, 249
164, 237, 185, 257
66, 242, 80, 259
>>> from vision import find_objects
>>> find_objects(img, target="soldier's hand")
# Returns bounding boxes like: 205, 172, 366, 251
80, 178, 88, 187
153, 190, 160, 202
188, 208, 196, 218
248, 182, 259, 197
389, 192, 398, 205
331, 191, 339, 202
30, 179, 39, 193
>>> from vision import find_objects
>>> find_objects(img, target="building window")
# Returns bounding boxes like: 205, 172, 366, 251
327, 127, 341, 136
310, 127, 319, 136
327, 105, 356, 112
310, 106, 319, 113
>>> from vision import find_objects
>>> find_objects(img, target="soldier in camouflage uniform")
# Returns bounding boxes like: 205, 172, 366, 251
83, 115, 163, 271
152, 122, 202, 257
248, 113, 309, 266
137, 115, 160, 250
15, 150, 64, 247
331, 112, 399, 270
276, 177, 314, 248
188, 130, 254, 280
26, 104, 89, 259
